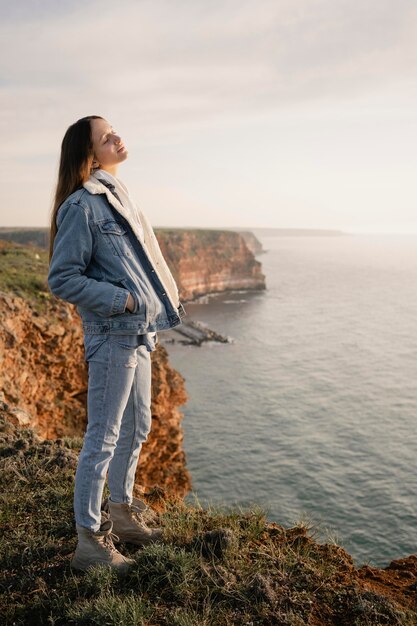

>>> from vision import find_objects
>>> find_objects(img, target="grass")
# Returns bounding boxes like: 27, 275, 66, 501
156, 229, 245, 263
0, 241, 50, 307
1, 416, 416, 626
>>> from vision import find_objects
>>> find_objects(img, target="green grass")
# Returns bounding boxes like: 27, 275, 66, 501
0, 241, 50, 306
1, 417, 415, 626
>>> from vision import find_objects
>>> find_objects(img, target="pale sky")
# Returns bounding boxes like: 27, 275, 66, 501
0, 0, 416, 233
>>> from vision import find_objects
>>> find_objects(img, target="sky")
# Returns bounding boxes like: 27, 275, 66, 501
0, 0, 416, 233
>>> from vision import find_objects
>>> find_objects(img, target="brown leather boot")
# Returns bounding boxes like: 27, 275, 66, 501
71, 512, 135, 572
106, 498, 163, 546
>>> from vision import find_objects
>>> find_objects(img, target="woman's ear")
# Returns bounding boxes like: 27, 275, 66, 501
91, 158, 100, 174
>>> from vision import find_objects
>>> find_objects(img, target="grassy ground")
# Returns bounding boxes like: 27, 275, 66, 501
1, 415, 415, 626
0, 240, 50, 307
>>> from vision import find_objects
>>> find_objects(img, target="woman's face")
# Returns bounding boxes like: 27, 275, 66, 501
90, 118, 128, 175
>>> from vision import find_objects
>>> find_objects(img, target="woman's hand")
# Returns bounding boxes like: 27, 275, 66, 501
126, 293, 135, 313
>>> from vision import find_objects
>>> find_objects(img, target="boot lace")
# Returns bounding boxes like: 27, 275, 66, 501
102, 530, 120, 554
131, 503, 144, 519
129, 504, 152, 532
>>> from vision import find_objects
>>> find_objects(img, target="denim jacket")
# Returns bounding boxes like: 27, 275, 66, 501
48, 177, 186, 337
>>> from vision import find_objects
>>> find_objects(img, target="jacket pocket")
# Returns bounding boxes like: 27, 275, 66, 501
97, 219, 133, 257
119, 278, 146, 319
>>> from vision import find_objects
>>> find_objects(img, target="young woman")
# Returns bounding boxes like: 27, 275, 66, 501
48, 116, 186, 572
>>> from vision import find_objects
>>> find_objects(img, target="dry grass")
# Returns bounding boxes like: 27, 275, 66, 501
1, 416, 416, 626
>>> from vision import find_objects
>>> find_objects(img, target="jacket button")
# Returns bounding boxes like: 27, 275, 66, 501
161, 292, 166, 296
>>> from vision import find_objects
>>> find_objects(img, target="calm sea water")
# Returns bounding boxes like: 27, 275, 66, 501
164, 233, 417, 567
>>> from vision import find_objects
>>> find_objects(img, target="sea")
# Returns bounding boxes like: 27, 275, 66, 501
164, 232, 417, 567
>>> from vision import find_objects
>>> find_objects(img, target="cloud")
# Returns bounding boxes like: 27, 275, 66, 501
2, 0, 416, 128
0, 0, 415, 161
0, 0, 416, 228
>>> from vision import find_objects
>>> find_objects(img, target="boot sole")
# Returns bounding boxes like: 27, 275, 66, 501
113, 532, 163, 545
70, 556, 133, 573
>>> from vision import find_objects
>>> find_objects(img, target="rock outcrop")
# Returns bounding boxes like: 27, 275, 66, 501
236, 230, 265, 255
156, 229, 265, 301
0, 290, 191, 498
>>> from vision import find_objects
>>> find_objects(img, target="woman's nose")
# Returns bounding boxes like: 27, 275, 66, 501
114, 134, 121, 144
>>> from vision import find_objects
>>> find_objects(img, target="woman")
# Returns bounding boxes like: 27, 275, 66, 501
48, 115, 186, 572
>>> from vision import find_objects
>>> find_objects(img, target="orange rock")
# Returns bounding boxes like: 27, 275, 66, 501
0, 292, 191, 499
156, 230, 266, 301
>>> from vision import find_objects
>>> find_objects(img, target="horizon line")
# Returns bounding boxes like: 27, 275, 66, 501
1, 225, 417, 236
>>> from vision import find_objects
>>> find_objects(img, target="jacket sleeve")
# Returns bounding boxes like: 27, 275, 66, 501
48, 201, 129, 317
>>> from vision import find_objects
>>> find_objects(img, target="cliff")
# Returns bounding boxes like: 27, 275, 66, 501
1, 419, 416, 625
0, 288, 191, 498
0, 227, 266, 301
0, 239, 191, 497
156, 228, 265, 301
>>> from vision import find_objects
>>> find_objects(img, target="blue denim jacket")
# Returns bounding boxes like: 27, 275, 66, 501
48, 183, 186, 337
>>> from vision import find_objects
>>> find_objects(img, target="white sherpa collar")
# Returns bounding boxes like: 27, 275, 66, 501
82, 174, 180, 310
83, 175, 146, 246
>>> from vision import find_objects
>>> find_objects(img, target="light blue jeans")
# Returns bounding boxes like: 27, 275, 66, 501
74, 334, 152, 531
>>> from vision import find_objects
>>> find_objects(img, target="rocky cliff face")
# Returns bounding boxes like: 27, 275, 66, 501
0, 227, 266, 301
146, 229, 265, 301
0, 227, 266, 499
0, 290, 191, 498
0, 292, 85, 437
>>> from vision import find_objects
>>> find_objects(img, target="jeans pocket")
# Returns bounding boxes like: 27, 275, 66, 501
84, 334, 109, 362
112, 335, 139, 350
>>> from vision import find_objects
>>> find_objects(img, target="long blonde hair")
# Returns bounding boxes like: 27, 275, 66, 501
49, 115, 103, 260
